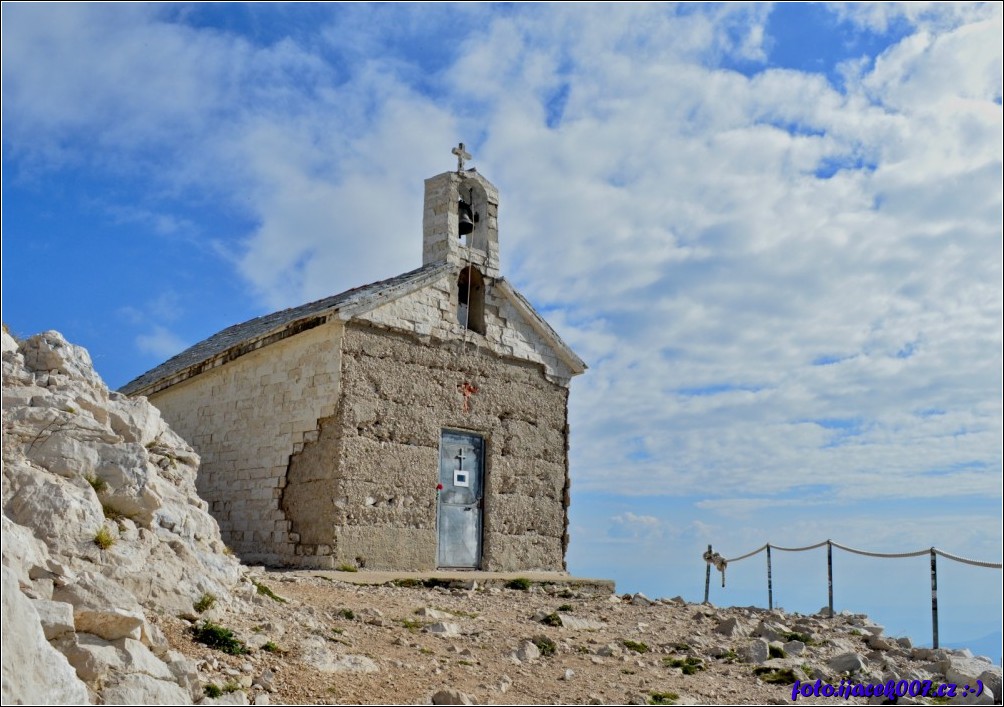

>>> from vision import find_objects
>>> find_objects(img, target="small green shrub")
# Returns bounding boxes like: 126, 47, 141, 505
754, 667, 798, 684
623, 639, 650, 654
204, 684, 223, 698
539, 612, 563, 627
337, 608, 355, 620
252, 581, 287, 604
781, 631, 813, 644
193, 593, 216, 614
399, 618, 426, 632
558, 589, 575, 599
335, 564, 358, 572
191, 620, 248, 655
222, 680, 241, 694
531, 635, 556, 657
93, 526, 115, 550
648, 692, 679, 705
768, 644, 786, 659
261, 641, 284, 654
85, 475, 108, 494
506, 577, 531, 591
720, 648, 738, 663
663, 656, 704, 675
557, 604, 574, 612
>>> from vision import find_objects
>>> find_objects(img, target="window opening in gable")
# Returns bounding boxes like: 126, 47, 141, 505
457, 266, 486, 335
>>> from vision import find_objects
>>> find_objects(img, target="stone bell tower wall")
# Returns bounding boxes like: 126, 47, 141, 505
423, 170, 501, 278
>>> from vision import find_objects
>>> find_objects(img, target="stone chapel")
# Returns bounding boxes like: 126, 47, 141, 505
121, 146, 586, 571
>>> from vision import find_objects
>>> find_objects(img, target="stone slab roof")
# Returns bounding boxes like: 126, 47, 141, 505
121, 261, 585, 397
120, 263, 450, 396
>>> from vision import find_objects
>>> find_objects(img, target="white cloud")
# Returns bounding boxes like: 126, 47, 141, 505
135, 325, 187, 359
3, 3, 1000, 512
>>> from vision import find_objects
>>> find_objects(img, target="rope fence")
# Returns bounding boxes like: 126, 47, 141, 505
702, 540, 1002, 649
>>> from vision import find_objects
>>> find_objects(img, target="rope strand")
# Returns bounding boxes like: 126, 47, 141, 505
709, 540, 1001, 568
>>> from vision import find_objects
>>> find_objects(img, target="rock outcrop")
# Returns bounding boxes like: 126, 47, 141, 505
3, 329, 1001, 706
2, 329, 242, 704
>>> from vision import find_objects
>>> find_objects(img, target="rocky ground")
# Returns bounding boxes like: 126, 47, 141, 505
159, 569, 1001, 706
2, 327, 1000, 706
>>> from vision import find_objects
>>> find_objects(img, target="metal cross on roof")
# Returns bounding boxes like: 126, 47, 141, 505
451, 142, 472, 172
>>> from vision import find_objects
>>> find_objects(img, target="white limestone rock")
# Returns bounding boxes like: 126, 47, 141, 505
783, 640, 806, 656
2, 330, 242, 704
426, 622, 462, 637
739, 638, 769, 664
630, 593, 653, 607
516, 640, 541, 663
559, 615, 605, 630
431, 687, 476, 705
716, 617, 751, 638
31, 599, 75, 640
99, 673, 192, 705
829, 652, 867, 674
0, 566, 90, 705
52, 573, 147, 642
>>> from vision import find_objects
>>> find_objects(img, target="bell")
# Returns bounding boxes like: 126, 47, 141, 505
458, 198, 475, 236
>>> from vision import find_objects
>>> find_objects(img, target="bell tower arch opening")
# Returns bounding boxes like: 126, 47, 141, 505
457, 266, 486, 335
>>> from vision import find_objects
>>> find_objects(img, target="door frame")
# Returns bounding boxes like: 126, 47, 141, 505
436, 428, 486, 569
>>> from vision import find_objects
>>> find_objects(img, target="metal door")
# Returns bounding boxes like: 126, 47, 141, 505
437, 431, 484, 568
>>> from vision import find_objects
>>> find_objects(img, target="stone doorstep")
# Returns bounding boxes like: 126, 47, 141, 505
285, 569, 616, 594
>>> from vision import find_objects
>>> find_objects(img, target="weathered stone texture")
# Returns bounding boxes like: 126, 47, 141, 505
284, 322, 569, 571
357, 270, 575, 386
151, 321, 344, 564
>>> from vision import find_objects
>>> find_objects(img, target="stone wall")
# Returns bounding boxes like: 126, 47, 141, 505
149, 321, 344, 565
358, 270, 575, 385
284, 321, 570, 571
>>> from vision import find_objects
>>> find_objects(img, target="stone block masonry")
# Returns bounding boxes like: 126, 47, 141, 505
150, 321, 344, 565
284, 322, 570, 571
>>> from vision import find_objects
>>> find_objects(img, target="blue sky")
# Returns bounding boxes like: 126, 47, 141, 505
3, 3, 1001, 657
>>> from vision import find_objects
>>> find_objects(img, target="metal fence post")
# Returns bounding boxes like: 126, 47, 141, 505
930, 548, 939, 649
766, 543, 773, 610
704, 544, 712, 604
827, 540, 834, 618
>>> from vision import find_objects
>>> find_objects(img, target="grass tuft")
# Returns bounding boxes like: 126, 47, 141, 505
193, 593, 216, 614
93, 526, 115, 550
623, 639, 650, 654
85, 475, 108, 494
648, 692, 679, 705
532, 635, 557, 657
663, 656, 704, 675
754, 667, 798, 684
539, 612, 563, 627
506, 577, 532, 591
191, 620, 248, 655
252, 580, 287, 604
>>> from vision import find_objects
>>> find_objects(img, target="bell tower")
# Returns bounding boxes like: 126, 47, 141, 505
422, 143, 500, 278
